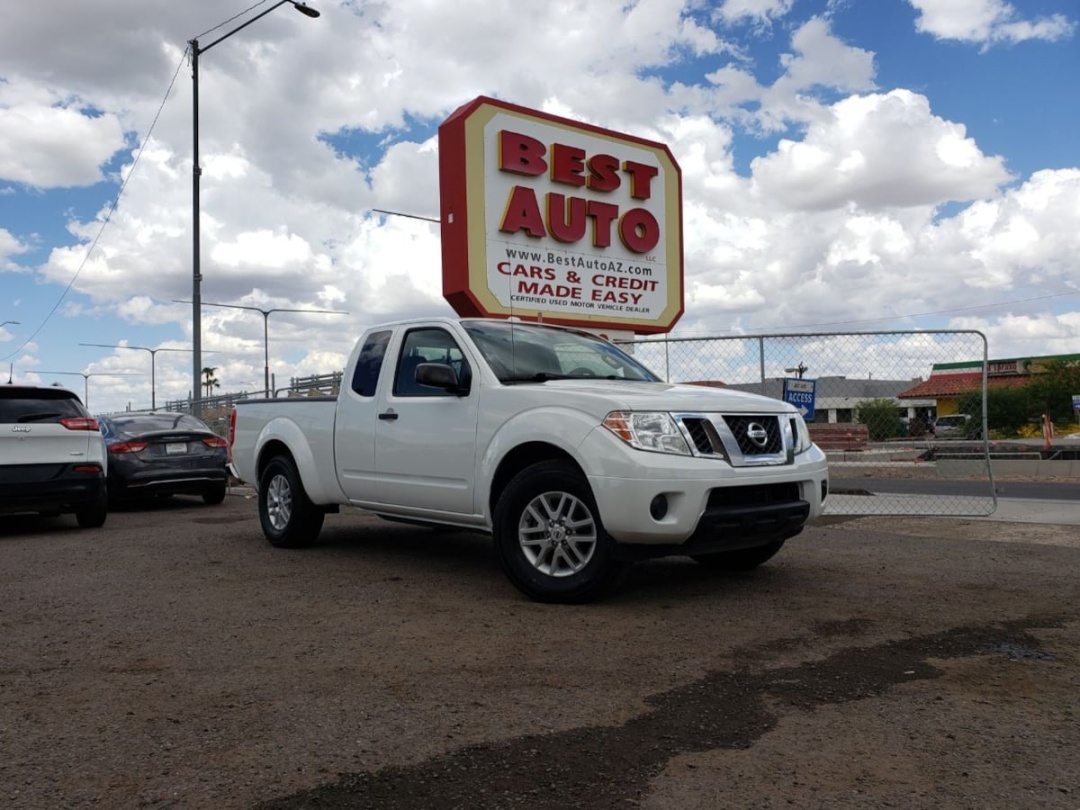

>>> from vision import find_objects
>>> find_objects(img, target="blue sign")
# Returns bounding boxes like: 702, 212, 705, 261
783, 378, 816, 421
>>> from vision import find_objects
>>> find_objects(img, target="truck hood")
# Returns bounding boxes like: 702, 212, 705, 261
514, 379, 797, 415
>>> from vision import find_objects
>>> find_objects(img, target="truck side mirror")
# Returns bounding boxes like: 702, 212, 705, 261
416, 362, 466, 395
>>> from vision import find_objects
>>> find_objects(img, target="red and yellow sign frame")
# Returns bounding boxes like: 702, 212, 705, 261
439, 96, 684, 334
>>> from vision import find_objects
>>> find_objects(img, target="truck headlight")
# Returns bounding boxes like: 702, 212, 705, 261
602, 411, 691, 456
791, 413, 813, 455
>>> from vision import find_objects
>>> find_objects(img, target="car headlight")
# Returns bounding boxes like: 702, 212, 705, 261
791, 412, 812, 455
602, 411, 691, 456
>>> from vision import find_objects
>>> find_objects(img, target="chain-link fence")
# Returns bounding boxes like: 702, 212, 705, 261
159, 373, 344, 438
621, 330, 994, 517
150, 329, 994, 518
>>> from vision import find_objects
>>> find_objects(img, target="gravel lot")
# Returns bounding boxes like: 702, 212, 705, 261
2, 492, 1078, 809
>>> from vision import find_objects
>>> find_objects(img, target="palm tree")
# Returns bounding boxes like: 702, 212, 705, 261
202, 366, 220, 398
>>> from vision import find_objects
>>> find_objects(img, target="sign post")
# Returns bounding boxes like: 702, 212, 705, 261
783, 378, 816, 421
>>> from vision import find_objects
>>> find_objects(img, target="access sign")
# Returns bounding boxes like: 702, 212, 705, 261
783, 378, 816, 421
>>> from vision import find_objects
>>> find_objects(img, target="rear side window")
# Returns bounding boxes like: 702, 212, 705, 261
0, 388, 88, 423
351, 330, 392, 397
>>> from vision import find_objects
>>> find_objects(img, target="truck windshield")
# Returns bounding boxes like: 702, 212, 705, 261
462, 321, 660, 384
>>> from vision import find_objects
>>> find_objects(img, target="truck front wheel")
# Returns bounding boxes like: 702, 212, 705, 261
259, 456, 324, 548
493, 461, 626, 603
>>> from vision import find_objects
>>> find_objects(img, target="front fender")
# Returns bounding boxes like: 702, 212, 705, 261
476, 406, 600, 520
254, 416, 346, 506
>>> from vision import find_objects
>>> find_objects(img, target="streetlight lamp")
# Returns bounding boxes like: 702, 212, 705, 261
188, 1, 320, 413
173, 300, 348, 395
1, 320, 19, 329
37, 371, 142, 411
79, 344, 200, 410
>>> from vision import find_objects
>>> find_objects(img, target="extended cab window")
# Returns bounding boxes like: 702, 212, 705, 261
394, 328, 471, 397
351, 330, 391, 397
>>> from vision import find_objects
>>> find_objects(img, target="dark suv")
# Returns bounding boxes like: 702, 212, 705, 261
0, 385, 108, 527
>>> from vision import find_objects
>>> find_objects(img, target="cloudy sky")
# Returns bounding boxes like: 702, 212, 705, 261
1, 0, 1077, 413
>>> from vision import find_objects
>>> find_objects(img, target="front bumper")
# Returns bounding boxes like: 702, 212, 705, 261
581, 428, 828, 547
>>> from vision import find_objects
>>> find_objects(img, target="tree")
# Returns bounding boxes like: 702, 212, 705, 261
202, 366, 220, 398
957, 387, 1031, 438
854, 398, 903, 441
1026, 359, 1080, 424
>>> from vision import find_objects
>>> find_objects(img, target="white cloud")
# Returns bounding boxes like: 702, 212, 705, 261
713, 0, 796, 25
697, 17, 877, 135
0, 103, 126, 188
777, 17, 877, 94
0, 0, 1078, 412
0, 228, 31, 270
907, 0, 1075, 47
749, 89, 1012, 210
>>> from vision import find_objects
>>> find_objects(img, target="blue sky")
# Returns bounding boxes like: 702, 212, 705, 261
1, 0, 1077, 413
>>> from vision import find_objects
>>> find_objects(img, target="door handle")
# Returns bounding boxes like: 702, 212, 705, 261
378, 411, 398, 421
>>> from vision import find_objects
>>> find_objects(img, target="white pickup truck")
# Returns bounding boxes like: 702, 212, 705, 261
230, 317, 829, 603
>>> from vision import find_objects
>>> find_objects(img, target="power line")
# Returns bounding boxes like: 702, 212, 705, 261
1, 51, 188, 364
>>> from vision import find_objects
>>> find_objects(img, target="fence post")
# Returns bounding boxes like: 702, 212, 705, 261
758, 337, 766, 396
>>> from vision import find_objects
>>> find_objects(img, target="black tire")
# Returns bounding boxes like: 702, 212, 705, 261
202, 482, 227, 505
493, 460, 626, 603
258, 456, 324, 548
75, 490, 108, 529
692, 537, 788, 571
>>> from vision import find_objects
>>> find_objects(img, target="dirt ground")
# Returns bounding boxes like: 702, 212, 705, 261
1, 493, 1078, 809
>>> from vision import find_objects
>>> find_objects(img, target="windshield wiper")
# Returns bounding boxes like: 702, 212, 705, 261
502, 373, 636, 384
502, 373, 569, 384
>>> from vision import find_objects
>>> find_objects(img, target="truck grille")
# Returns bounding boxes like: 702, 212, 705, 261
723, 415, 783, 455
682, 417, 719, 454
673, 413, 791, 466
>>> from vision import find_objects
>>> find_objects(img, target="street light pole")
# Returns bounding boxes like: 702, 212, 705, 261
188, 1, 320, 414
80, 344, 198, 410
1, 321, 19, 329
173, 300, 348, 396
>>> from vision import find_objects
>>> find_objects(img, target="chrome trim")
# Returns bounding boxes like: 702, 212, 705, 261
672, 412, 792, 467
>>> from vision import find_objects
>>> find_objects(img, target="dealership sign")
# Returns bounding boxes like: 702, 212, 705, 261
438, 96, 683, 333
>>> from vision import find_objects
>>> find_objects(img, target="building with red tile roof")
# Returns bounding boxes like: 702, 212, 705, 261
898, 354, 1079, 415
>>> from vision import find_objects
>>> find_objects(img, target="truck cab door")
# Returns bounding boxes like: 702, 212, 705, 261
334, 329, 391, 505
374, 326, 480, 514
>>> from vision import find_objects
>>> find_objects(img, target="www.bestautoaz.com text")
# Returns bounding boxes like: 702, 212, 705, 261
498, 249, 660, 311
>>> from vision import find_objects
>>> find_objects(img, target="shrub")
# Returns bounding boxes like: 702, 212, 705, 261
855, 398, 903, 441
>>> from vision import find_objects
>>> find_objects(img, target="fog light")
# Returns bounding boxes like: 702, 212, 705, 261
649, 494, 668, 520
821, 481, 829, 503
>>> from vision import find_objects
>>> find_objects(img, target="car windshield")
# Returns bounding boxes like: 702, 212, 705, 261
462, 321, 660, 384
105, 413, 210, 435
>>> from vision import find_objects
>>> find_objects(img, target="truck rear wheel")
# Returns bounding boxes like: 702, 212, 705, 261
259, 456, 324, 548
493, 460, 626, 603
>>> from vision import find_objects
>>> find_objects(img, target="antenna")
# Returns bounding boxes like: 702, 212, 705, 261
784, 362, 808, 379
